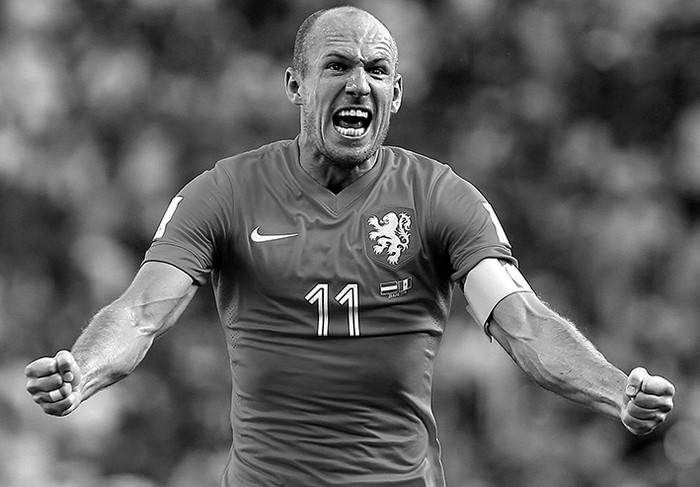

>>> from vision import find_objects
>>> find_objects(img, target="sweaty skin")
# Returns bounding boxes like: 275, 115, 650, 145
285, 9, 403, 193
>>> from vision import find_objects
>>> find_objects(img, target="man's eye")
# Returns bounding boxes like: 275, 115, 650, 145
328, 63, 345, 71
370, 68, 387, 76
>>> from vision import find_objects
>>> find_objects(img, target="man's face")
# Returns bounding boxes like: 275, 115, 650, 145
292, 12, 402, 169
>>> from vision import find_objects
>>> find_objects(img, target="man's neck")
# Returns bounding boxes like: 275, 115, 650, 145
298, 146, 379, 194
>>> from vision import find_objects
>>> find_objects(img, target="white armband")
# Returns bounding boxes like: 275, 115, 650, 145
464, 258, 534, 331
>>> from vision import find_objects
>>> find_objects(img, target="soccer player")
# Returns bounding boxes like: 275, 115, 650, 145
25, 6, 674, 487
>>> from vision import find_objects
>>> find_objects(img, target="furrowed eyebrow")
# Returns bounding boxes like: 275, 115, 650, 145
321, 51, 392, 67
367, 56, 391, 66
322, 51, 349, 61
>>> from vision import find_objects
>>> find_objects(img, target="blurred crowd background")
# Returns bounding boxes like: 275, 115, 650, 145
1, 0, 700, 486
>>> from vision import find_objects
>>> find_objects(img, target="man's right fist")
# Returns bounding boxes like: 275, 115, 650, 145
25, 350, 82, 416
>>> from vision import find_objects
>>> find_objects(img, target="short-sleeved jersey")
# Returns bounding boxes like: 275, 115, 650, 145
144, 138, 515, 487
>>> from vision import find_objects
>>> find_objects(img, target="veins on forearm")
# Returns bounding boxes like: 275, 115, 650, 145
495, 304, 626, 419
71, 304, 154, 399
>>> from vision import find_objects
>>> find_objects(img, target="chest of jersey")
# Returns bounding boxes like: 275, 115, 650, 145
217, 169, 449, 338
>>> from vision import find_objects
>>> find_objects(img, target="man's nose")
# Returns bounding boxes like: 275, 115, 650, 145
346, 69, 370, 97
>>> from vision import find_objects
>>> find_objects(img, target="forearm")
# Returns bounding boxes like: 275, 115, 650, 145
71, 303, 157, 401
490, 294, 627, 420
23, 263, 198, 417
69, 263, 197, 403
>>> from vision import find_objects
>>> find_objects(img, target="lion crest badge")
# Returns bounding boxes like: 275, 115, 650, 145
364, 207, 417, 267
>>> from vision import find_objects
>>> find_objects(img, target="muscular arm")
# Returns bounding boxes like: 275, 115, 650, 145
487, 292, 626, 419
26, 261, 198, 415
74, 261, 198, 401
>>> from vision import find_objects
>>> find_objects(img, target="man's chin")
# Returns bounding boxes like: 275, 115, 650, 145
322, 147, 375, 169
323, 129, 386, 166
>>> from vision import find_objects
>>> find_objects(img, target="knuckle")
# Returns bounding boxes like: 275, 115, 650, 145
41, 403, 57, 414
44, 402, 66, 416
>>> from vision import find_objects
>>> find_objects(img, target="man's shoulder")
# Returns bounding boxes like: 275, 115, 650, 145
185, 139, 295, 193
217, 139, 296, 169
381, 145, 456, 179
383, 145, 442, 164
380, 145, 483, 201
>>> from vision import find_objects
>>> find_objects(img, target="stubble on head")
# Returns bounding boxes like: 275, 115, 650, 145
293, 7, 402, 175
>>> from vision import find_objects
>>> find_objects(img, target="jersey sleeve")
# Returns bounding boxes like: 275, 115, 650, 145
428, 168, 516, 284
143, 163, 234, 285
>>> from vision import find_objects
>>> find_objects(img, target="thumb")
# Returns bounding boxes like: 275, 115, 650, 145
625, 366, 648, 401
54, 350, 81, 387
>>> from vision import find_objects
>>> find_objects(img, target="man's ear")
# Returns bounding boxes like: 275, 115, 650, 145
285, 67, 303, 106
391, 74, 403, 114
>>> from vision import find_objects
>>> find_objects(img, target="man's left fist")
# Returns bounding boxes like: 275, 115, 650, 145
621, 366, 675, 435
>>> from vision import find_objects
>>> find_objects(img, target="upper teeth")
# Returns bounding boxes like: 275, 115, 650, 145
338, 109, 368, 118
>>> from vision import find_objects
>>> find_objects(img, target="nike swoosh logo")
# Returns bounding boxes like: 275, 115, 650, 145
250, 226, 299, 243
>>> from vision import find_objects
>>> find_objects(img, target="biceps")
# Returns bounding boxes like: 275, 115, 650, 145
117, 262, 199, 336
489, 291, 543, 336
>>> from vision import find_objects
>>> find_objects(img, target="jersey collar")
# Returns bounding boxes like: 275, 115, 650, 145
287, 136, 385, 214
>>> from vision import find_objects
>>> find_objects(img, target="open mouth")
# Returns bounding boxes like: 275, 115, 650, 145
333, 108, 372, 138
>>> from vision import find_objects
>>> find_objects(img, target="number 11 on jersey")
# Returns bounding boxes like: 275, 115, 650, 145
305, 283, 360, 337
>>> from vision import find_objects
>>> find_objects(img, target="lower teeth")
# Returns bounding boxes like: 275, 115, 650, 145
336, 126, 366, 137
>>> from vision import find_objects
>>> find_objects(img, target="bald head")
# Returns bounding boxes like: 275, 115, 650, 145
292, 7, 398, 78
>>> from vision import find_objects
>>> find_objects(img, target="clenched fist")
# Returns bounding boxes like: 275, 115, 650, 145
25, 350, 83, 417
621, 367, 675, 435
